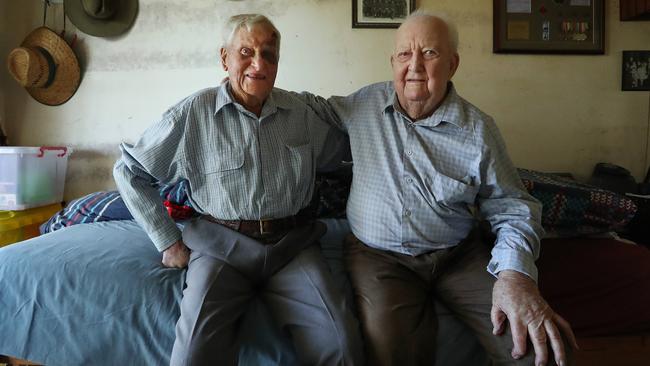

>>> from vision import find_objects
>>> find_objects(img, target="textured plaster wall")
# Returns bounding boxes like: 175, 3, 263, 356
0, 0, 649, 201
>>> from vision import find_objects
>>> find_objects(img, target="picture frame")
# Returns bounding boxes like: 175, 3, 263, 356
493, 0, 605, 54
622, 51, 650, 91
352, 0, 416, 29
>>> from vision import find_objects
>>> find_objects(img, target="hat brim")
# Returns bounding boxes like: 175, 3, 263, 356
21, 27, 81, 106
64, 0, 138, 37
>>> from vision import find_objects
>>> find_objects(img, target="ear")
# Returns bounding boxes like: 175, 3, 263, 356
220, 47, 228, 71
390, 54, 394, 68
448, 52, 460, 79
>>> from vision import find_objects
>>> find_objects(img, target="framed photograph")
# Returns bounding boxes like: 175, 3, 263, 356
352, 0, 416, 29
493, 0, 605, 54
622, 51, 650, 91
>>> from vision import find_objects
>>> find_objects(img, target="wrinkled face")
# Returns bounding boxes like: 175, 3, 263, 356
220, 24, 279, 111
391, 17, 459, 114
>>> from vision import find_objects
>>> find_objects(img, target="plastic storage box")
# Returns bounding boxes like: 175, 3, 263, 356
0, 203, 62, 247
0, 146, 71, 210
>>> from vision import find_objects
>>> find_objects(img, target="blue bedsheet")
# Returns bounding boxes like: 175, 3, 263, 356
0, 219, 487, 366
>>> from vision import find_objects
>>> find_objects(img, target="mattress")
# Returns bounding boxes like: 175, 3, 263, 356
0, 219, 487, 365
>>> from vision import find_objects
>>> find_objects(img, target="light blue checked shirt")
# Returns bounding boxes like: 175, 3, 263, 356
300, 82, 544, 281
114, 83, 347, 252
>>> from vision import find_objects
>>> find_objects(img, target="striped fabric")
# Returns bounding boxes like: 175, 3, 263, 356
40, 191, 128, 233
40, 183, 194, 234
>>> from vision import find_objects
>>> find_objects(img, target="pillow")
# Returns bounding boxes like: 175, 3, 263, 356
518, 168, 638, 236
40, 181, 196, 234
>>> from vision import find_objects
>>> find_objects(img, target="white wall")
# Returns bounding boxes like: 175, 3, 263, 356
1, 0, 650, 200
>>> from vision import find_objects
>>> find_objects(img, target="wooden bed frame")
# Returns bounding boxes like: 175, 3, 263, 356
2, 334, 649, 366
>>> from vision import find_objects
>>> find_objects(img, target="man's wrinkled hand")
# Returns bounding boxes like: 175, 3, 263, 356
491, 270, 578, 366
162, 240, 190, 268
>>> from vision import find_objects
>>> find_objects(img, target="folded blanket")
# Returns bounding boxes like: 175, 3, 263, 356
518, 169, 637, 236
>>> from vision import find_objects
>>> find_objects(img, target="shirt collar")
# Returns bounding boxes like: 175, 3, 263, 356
388, 82, 466, 129
214, 82, 291, 118
383, 92, 397, 113
214, 82, 235, 114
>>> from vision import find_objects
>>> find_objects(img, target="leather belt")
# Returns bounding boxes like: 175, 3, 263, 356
203, 211, 311, 242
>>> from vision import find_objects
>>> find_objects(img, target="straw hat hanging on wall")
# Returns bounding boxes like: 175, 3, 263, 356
64, 0, 138, 37
6, 27, 81, 106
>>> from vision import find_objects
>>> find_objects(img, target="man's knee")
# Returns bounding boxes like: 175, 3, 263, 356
300, 327, 364, 366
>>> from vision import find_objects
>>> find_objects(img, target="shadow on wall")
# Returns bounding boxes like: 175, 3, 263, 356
65, 145, 122, 200
3, 0, 50, 142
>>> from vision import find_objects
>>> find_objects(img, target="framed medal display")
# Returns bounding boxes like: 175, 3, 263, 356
493, 0, 605, 54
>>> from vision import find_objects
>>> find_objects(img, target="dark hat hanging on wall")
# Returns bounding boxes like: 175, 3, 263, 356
6, 27, 81, 106
64, 0, 138, 37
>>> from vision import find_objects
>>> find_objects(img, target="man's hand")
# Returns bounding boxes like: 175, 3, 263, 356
162, 240, 190, 268
491, 270, 578, 366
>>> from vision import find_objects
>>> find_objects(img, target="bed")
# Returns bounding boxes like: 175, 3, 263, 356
2, 168, 650, 365
0, 218, 489, 366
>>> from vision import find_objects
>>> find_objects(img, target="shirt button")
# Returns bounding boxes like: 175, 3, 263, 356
406, 177, 413, 184
406, 150, 413, 156
404, 209, 411, 217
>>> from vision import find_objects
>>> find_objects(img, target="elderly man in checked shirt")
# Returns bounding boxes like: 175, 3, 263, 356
299, 11, 578, 366
113, 14, 363, 366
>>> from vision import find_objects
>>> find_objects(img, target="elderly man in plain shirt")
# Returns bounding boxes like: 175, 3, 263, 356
114, 14, 362, 366
300, 10, 578, 366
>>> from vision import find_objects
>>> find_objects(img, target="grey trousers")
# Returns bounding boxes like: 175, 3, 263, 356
169, 218, 364, 366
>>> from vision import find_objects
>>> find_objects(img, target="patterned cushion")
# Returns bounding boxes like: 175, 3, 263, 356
518, 168, 638, 236
40, 181, 196, 234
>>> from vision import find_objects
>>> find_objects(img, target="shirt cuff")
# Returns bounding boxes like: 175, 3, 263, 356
487, 246, 538, 283
149, 223, 183, 252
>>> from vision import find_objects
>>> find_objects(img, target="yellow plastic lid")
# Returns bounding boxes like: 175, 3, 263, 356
0, 203, 62, 231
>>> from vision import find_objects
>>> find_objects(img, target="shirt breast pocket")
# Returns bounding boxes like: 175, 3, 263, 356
429, 173, 479, 205
202, 148, 245, 178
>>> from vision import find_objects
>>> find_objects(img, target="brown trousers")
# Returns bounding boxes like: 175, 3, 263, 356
345, 234, 569, 366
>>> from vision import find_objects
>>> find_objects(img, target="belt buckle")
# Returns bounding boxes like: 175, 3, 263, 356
259, 218, 273, 235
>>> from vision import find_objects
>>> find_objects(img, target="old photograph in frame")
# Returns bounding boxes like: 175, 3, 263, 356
352, 0, 416, 28
493, 0, 605, 54
622, 51, 650, 91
